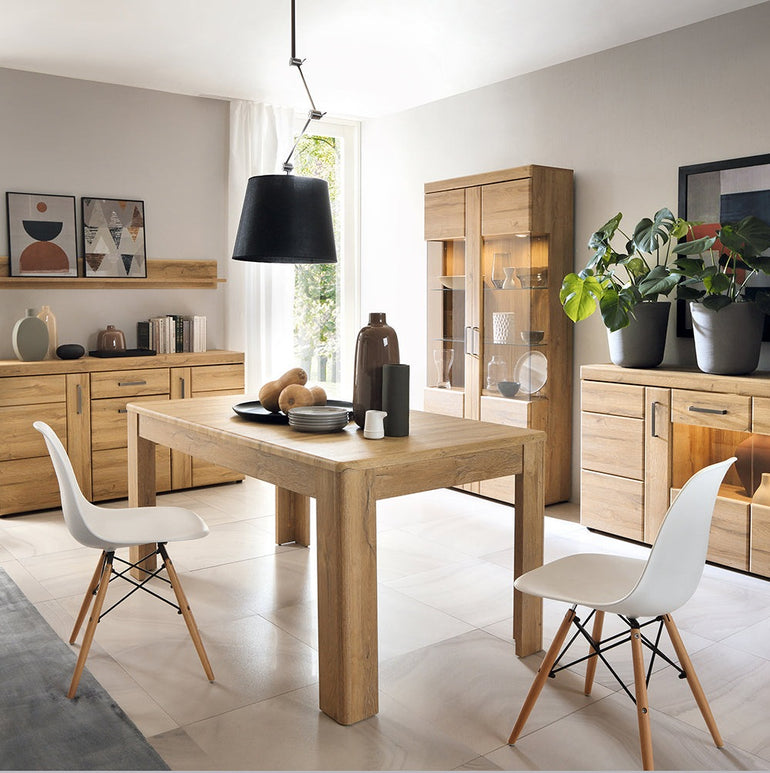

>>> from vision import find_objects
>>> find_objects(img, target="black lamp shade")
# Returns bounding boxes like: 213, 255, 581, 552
232, 174, 337, 264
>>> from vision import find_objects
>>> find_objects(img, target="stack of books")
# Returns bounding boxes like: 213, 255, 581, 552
137, 315, 207, 353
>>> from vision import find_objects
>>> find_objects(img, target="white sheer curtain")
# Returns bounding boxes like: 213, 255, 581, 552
226, 101, 296, 392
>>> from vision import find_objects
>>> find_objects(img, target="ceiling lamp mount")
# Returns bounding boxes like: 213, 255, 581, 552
233, 0, 337, 265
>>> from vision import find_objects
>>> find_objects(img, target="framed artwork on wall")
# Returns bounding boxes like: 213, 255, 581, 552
6, 192, 78, 277
677, 153, 770, 338
82, 197, 147, 278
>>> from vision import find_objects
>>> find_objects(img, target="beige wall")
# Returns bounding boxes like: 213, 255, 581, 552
360, 2, 770, 498
0, 68, 229, 356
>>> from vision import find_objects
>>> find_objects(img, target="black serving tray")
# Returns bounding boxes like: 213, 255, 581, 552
233, 399, 353, 424
88, 349, 157, 358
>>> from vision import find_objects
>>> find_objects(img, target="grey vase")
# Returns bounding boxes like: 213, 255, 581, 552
690, 301, 764, 375
606, 301, 670, 368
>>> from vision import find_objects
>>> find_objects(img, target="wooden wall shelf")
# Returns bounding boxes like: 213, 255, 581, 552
0, 257, 225, 289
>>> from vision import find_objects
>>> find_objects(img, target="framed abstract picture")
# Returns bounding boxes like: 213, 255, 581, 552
82, 197, 147, 278
6, 192, 78, 277
677, 153, 770, 338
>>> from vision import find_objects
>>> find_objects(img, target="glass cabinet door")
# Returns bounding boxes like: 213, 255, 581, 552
480, 233, 549, 402
426, 239, 466, 391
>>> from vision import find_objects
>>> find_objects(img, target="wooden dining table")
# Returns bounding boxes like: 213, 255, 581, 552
126, 394, 545, 725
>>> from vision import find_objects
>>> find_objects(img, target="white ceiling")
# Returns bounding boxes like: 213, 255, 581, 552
0, 0, 766, 117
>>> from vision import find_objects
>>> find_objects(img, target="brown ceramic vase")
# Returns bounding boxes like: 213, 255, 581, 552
352, 313, 400, 428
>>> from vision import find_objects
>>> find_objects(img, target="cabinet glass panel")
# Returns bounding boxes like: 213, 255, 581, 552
671, 423, 753, 503
426, 239, 465, 390
481, 234, 549, 401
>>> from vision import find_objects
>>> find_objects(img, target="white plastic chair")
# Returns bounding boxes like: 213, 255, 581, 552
34, 421, 214, 698
508, 457, 735, 771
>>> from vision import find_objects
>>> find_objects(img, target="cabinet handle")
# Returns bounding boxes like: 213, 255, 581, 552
688, 405, 728, 415
117, 408, 128, 414
472, 327, 480, 357
464, 326, 471, 356
76, 384, 82, 415
651, 400, 658, 438
180, 377, 186, 399
118, 380, 147, 387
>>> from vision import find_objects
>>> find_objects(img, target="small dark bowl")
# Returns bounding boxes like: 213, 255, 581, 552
520, 330, 545, 345
56, 343, 85, 360
498, 381, 521, 398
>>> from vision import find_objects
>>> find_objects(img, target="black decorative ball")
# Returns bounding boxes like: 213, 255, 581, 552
56, 343, 85, 360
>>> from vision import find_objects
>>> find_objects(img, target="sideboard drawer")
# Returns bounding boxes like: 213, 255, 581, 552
91, 394, 170, 451
582, 469, 644, 541
190, 364, 244, 394
671, 389, 750, 432
0, 456, 62, 515
90, 368, 169, 399
0, 403, 67, 461
582, 381, 644, 418
0, 375, 66, 407
92, 446, 171, 500
582, 411, 644, 479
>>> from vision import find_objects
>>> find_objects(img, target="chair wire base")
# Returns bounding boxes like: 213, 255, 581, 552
96, 543, 181, 622
548, 609, 687, 704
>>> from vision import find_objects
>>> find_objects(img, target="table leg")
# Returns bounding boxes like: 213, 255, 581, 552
127, 410, 158, 579
315, 468, 378, 724
275, 487, 310, 546
513, 437, 545, 656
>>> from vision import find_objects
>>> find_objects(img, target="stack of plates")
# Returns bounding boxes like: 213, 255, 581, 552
288, 405, 351, 433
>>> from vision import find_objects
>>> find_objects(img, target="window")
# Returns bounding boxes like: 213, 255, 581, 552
291, 118, 360, 399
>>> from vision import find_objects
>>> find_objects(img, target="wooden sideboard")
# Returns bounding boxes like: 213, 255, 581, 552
0, 350, 244, 516
581, 364, 770, 578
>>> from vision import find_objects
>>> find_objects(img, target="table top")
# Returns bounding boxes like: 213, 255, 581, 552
128, 393, 544, 473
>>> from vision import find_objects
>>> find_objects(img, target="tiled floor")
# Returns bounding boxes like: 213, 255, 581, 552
2, 479, 770, 771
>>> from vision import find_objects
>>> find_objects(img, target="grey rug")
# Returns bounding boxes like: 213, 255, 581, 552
0, 566, 168, 770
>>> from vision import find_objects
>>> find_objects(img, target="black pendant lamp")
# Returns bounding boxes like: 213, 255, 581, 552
233, 0, 337, 265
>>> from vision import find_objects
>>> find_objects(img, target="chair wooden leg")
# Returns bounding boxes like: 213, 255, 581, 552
160, 545, 214, 681
70, 552, 108, 644
584, 610, 605, 696
663, 614, 723, 747
508, 607, 576, 744
68, 552, 113, 699
630, 624, 654, 771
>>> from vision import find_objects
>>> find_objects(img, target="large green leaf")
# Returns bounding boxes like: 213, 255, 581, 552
637, 265, 678, 298
599, 287, 630, 331
588, 212, 623, 251
701, 295, 732, 311
633, 208, 676, 253
560, 273, 604, 322
677, 284, 704, 302
703, 271, 731, 295
622, 256, 648, 278
672, 256, 706, 277
719, 216, 770, 258
672, 235, 716, 255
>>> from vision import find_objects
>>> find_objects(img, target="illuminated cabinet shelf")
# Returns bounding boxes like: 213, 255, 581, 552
423, 165, 574, 505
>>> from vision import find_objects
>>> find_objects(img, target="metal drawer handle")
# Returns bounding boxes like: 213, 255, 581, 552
117, 408, 128, 414
688, 405, 728, 415
118, 380, 147, 387
651, 400, 658, 438
76, 384, 82, 415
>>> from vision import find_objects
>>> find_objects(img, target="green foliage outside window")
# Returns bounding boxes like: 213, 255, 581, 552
293, 135, 341, 384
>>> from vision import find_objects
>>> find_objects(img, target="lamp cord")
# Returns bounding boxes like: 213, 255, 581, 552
283, 0, 326, 173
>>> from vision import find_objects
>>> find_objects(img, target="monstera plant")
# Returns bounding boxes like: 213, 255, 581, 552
559, 208, 690, 368
560, 208, 687, 331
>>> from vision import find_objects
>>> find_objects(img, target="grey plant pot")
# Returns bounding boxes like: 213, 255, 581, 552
690, 300, 765, 375
606, 301, 670, 368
